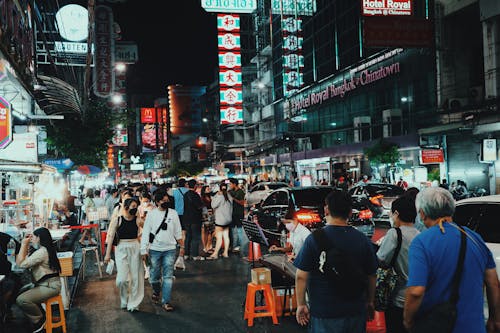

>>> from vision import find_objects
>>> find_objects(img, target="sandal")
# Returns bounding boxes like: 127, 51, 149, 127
162, 303, 174, 312
151, 294, 160, 305
207, 256, 218, 260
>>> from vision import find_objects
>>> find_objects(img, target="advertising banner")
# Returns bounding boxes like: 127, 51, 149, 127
362, 0, 412, 16
201, 0, 257, 13
217, 15, 240, 31
219, 52, 242, 68
218, 33, 241, 50
141, 107, 157, 123
219, 70, 242, 87
363, 16, 433, 48
115, 42, 138, 64
0, 133, 37, 162
482, 139, 497, 162
420, 149, 444, 164
141, 124, 166, 153
112, 129, 128, 147
271, 0, 316, 16
221, 106, 243, 124
0, 97, 12, 149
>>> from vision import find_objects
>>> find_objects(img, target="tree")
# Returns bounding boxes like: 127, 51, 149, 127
166, 161, 206, 177
363, 139, 400, 165
45, 100, 115, 167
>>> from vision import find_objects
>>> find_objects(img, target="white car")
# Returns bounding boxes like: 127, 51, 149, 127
454, 195, 500, 320
245, 182, 289, 206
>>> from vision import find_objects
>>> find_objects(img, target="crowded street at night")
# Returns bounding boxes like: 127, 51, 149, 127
2, 1, 500, 333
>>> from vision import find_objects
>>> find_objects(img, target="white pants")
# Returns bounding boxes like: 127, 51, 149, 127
115, 240, 144, 310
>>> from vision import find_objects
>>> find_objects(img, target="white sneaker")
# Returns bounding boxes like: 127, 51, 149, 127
193, 256, 205, 261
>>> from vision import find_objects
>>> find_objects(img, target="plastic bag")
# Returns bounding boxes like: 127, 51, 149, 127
106, 259, 115, 275
174, 256, 185, 271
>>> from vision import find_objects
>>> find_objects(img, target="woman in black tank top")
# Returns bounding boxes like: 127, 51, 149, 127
104, 197, 145, 311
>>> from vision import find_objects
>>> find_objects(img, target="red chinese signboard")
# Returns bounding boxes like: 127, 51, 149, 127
0, 97, 12, 149
93, 6, 114, 98
141, 108, 157, 123
421, 149, 444, 164
362, 0, 412, 16
363, 16, 433, 48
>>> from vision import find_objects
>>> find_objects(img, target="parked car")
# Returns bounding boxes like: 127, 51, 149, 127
245, 181, 290, 206
245, 186, 374, 247
348, 183, 405, 226
453, 195, 500, 321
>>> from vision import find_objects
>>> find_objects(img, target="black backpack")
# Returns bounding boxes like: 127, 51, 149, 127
313, 228, 368, 299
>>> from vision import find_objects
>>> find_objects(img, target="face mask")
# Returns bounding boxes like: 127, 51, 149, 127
161, 202, 169, 209
129, 208, 138, 215
285, 223, 296, 232
32, 243, 40, 250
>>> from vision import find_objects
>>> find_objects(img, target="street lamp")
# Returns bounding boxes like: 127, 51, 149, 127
401, 96, 413, 132
115, 62, 126, 73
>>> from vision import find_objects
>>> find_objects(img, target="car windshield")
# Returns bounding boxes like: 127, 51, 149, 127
268, 183, 288, 190
291, 187, 335, 208
454, 203, 500, 243
365, 184, 405, 197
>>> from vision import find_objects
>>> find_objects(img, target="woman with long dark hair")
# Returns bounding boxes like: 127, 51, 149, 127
208, 182, 233, 259
200, 185, 214, 255
104, 197, 144, 311
16, 227, 61, 332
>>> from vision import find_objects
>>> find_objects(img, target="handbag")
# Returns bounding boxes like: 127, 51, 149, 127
148, 210, 169, 244
374, 227, 402, 311
112, 216, 121, 246
411, 227, 467, 333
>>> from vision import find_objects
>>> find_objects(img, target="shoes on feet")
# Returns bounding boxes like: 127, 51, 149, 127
32, 317, 46, 333
192, 256, 205, 261
151, 293, 160, 305
232, 246, 240, 253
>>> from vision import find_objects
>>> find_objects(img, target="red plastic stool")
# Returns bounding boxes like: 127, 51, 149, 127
244, 282, 278, 327
367, 311, 386, 333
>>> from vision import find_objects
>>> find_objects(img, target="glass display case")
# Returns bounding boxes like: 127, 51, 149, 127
0, 202, 35, 241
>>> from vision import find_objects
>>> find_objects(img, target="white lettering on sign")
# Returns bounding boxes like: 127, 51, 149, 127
55, 41, 93, 54
362, 0, 412, 16
288, 62, 400, 114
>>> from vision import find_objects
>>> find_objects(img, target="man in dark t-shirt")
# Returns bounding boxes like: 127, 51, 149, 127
228, 178, 245, 253
294, 190, 377, 332
183, 179, 205, 259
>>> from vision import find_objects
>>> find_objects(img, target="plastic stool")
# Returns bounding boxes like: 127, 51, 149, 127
44, 294, 67, 333
81, 246, 102, 280
244, 282, 278, 327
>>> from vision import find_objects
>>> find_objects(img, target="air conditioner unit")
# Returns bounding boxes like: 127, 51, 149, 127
382, 109, 402, 138
447, 97, 468, 111
353, 116, 371, 143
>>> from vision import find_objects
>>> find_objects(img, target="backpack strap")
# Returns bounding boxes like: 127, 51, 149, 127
389, 227, 403, 267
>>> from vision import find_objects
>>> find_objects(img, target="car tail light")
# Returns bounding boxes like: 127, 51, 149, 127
296, 212, 322, 224
358, 209, 373, 220
369, 194, 383, 206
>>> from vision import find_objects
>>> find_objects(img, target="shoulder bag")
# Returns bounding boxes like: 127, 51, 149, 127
148, 209, 169, 244
411, 227, 467, 333
112, 216, 122, 246
374, 227, 402, 311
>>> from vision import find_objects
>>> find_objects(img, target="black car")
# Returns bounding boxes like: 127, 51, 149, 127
348, 183, 405, 226
246, 186, 374, 247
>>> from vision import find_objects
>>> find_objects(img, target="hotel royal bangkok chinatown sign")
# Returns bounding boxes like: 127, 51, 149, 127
202, 1, 257, 125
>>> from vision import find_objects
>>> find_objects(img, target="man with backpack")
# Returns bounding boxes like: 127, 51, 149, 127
293, 190, 378, 332
173, 178, 189, 250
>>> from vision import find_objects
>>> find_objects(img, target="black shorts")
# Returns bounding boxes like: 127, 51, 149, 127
215, 224, 230, 229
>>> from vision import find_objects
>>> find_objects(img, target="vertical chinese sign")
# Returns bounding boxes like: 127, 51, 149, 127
218, 14, 243, 125
0, 97, 12, 149
94, 6, 114, 98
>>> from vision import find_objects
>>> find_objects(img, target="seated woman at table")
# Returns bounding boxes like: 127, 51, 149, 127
16, 227, 61, 333
104, 197, 144, 312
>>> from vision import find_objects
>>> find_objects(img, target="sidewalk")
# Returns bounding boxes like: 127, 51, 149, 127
66, 254, 306, 333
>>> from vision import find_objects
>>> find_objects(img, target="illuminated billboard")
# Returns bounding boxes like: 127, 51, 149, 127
362, 0, 412, 16
201, 0, 257, 13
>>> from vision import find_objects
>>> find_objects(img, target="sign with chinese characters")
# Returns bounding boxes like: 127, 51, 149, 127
282, 16, 304, 97
217, 14, 243, 125
271, 0, 316, 16
0, 97, 12, 149
219, 70, 242, 87
112, 129, 128, 147
201, 0, 257, 13
482, 139, 497, 162
362, 0, 412, 16
220, 107, 244, 124
219, 52, 242, 68
93, 6, 115, 98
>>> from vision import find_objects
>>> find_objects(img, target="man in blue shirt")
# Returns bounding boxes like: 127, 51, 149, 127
294, 190, 377, 333
173, 178, 188, 253
404, 187, 500, 333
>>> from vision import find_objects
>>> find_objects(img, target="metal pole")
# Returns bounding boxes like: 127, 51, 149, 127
155, 107, 160, 154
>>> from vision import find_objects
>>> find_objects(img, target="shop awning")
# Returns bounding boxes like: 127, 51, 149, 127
33, 75, 82, 115
0, 159, 57, 173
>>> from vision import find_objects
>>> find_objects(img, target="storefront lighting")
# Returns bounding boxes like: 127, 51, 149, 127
257, 82, 266, 89
116, 123, 123, 130
330, 122, 337, 127
111, 94, 123, 105
202, 118, 208, 123
115, 62, 126, 73
401, 97, 408, 102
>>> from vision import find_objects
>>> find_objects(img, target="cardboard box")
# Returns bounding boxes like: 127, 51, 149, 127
251, 267, 271, 285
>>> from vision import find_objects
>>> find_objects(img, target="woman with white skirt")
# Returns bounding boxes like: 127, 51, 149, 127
104, 197, 144, 311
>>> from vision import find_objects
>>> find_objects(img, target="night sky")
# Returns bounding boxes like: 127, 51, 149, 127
110, 0, 218, 97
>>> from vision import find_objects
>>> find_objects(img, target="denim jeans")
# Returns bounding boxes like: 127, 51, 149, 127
186, 223, 201, 257
231, 225, 244, 248
149, 249, 176, 305
309, 315, 366, 333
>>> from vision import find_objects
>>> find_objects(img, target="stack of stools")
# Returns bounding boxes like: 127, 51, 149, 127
44, 294, 67, 333
81, 246, 103, 280
244, 282, 279, 327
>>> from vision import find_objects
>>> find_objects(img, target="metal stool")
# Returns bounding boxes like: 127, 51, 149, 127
81, 246, 102, 280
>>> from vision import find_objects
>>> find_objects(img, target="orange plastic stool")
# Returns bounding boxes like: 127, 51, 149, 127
246, 242, 262, 262
244, 282, 278, 327
44, 294, 67, 333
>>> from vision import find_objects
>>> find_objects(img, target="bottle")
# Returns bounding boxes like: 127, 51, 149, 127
7, 237, 16, 266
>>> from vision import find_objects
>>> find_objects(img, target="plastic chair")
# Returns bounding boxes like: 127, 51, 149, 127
81, 246, 103, 280
244, 282, 278, 327
44, 294, 67, 333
